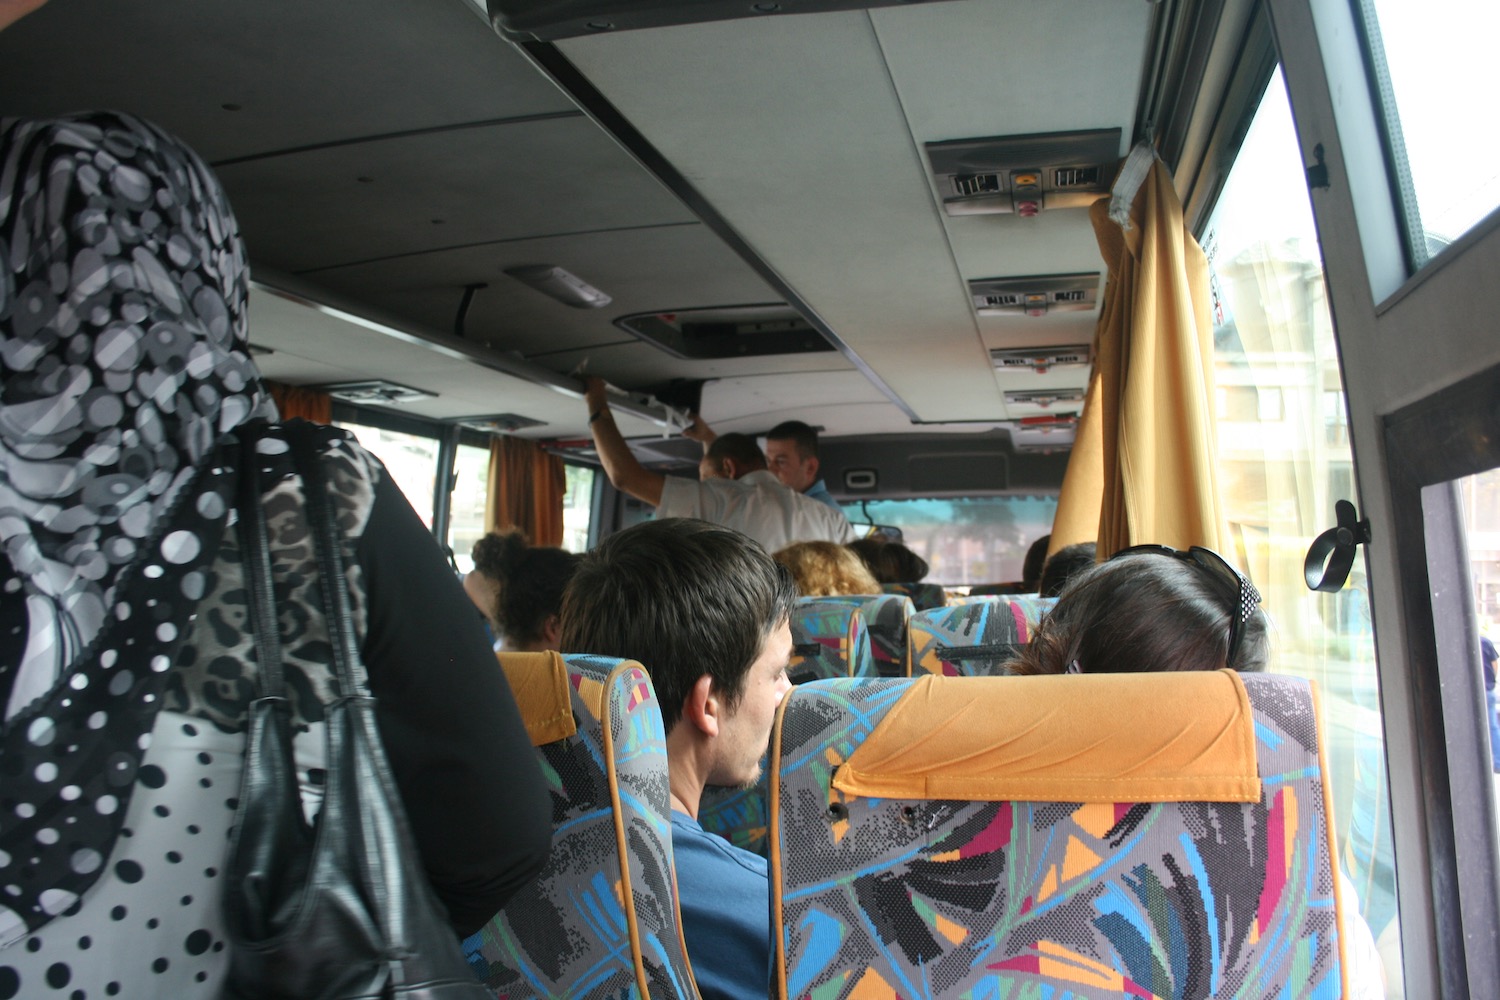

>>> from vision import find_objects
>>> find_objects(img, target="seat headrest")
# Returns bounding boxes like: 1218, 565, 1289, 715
829, 669, 1260, 803
496, 650, 577, 746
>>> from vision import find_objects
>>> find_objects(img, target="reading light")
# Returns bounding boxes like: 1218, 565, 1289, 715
503, 265, 612, 309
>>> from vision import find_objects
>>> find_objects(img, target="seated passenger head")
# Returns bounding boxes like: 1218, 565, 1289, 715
470, 530, 580, 651
559, 517, 798, 744
765, 420, 820, 493
701, 433, 767, 480
847, 536, 930, 584
773, 541, 880, 597
1038, 541, 1098, 598
1008, 544, 1268, 676
1021, 533, 1052, 592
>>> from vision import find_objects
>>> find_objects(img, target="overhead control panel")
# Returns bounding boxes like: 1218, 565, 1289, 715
926, 129, 1122, 217
969, 273, 1100, 317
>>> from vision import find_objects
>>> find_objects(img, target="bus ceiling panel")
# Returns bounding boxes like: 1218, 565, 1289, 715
213, 118, 696, 275
943, 211, 1104, 294
488, 0, 948, 43
866, 1, 1149, 152
0, 0, 576, 164
299, 224, 788, 366
245, 283, 673, 437
694, 372, 1011, 439
555, 12, 1002, 423
522, 342, 856, 392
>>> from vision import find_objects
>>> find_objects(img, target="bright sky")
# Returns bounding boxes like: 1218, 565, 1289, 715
1373, 0, 1500, 240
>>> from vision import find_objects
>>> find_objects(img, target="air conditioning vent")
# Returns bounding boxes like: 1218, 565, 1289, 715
320, 380, 436, 405
1053, 165, 1101, 188
953, 173, 1002, 197
1005, 389, 1086, 408
455, 413, 547, 434
990, 345, 1091, 373
925, 128, 1121, 216
969, 274, 1100, 316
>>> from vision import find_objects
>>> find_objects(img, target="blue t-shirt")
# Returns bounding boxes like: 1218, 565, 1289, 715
671, 810, 771, 1000
802, 478, 843, 513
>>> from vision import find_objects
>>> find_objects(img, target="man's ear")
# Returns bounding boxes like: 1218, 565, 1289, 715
680, 673, 720, 737
721, 457, 743, 480
540, 614, 562, 649
805, 455, 820, 479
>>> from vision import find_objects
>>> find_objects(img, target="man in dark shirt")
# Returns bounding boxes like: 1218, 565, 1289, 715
558, 518, 797, 1000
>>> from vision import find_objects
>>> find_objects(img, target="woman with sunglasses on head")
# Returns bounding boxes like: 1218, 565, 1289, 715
1005, 544, 1269, 676
1006, 545, 1386, 998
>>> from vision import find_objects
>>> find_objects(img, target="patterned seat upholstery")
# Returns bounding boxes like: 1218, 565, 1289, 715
881, 581, 947, 611
906, 600, 1026, 676
701, 599, 878, 856
769, 671, 1346, 999
467, 652, 699, 999
788, 598, 876, 684
814, 594, 916, 677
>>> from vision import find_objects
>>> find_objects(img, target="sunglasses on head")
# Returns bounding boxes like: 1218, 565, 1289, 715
1108, 544, 1262, 664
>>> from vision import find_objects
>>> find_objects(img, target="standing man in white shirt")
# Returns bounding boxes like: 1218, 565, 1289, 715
582, 378, 854, 551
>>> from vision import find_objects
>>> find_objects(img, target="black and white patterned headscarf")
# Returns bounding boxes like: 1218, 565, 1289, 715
0, 112, 272, 940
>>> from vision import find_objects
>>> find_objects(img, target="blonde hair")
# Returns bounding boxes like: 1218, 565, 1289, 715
773, 542, 881, 598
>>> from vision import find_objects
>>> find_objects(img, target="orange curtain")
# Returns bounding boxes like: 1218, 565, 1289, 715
486, 436, 566, 547
265, 381, 333, 424
1049, 144, 1225, 558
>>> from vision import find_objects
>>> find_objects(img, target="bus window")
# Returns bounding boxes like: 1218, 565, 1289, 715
560, 464, 597, 553
1202, 67, 1401, 981
335, 421, 440, 528
839, 496, 1057, 586
1357, 0, 1500, 270
447, 442, 493, 573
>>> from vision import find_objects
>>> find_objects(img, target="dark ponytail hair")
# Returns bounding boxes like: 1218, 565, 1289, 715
1006, 555, 1269, 676
470, 530, 581, 649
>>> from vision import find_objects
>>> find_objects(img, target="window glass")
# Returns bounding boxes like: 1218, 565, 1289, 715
561, 464, 597, 553
1203, 69, 1400, 983
1362, 0, 1500, 266
447, 443, 492, 574
839, 496, 1057, 586
334, 421, 440, 529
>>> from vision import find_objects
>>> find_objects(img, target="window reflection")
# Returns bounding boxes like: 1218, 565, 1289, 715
838, 496, 1057, 586
1203, 68, 1400, 989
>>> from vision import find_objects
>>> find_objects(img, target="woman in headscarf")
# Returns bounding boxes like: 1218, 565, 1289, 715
0, 112, 550, 993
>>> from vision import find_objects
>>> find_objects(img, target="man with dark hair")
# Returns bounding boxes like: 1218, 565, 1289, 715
764, 420, 842, 513
686, 415, 843, 513
1039, 541, 1098, 598
583, 378, 853, 551
560, 518, 798, 1000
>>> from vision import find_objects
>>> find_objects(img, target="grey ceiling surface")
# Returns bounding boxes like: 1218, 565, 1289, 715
0, 0, 1155, 443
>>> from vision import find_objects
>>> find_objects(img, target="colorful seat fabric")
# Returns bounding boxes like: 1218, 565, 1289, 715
789, 598, 876, 684
769, 671, 1345, 999
881, 581, 946, 611
906, 600, 1026, 677
700, 600, 878, 855
947, 594, 1057, 644
467, 652, 699, 1000
814, 594, 916, 677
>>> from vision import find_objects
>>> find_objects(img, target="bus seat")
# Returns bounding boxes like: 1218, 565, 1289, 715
811, 594, 916, 677
699, 599, 882, 856
949, 593, 1058, 637
699, 770, 772, 858
881, 581, 946, 611
470, 651, 700, 1000
906, 600, 1026, 677
768, 671, 1345, 999
789, 598, 876, 684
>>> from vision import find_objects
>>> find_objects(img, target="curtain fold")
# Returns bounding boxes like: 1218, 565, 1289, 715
264, 381, 332, 424
1049, 145, 1226, 559
485, 436, 566, 547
